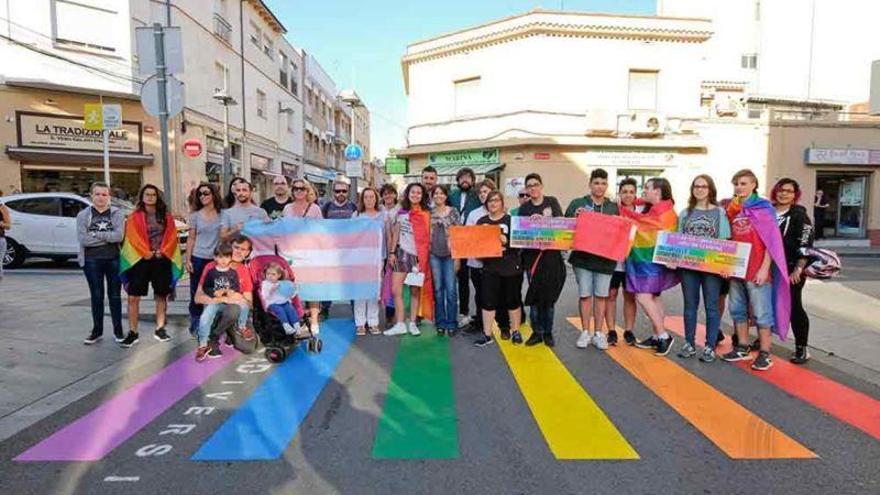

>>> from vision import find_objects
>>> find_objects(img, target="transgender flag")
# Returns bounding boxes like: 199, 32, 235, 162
242, 217, 384, 301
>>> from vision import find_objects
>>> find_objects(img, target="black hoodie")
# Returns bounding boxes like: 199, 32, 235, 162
776, 204, 813, 271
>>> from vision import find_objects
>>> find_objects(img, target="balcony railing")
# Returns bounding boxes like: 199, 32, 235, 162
213, 13, 232, 44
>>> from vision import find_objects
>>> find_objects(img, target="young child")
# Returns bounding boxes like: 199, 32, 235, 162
260, 262, 303, 336
196, 243, 250, 361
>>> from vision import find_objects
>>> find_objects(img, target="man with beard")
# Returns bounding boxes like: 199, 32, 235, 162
260, 176, 293, 220
220, 178, 269, 242
449, 167, 482, 328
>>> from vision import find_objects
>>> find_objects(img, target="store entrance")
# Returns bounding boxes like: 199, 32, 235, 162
21, 168, 142, 201
815, 173, 869, 239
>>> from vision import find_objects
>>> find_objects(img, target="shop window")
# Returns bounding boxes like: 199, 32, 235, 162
6, 198, 61, 216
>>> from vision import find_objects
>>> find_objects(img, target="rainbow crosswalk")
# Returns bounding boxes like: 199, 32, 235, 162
12, 316, 880, 463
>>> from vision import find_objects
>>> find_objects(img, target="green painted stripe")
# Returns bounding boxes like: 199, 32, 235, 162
372, 331, 458, 459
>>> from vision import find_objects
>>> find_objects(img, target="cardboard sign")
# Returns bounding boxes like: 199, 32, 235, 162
572, 211, 637, 262
449, 225, 502, 259
653, 232, 752, 278
510, 216, 576, 250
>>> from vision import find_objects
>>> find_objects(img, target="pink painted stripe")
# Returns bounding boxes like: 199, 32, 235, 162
295, 265, 380, 284
666, 316, 880, 442
277, 232, 382, 251
15, 349, 238, 461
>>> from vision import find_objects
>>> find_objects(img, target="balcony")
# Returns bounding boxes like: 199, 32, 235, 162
213, 13, 232, 44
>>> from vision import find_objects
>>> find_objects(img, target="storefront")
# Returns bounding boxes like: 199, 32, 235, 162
404, 148, 504, 186
806, 148, 877, 240
303, 164, 337, 199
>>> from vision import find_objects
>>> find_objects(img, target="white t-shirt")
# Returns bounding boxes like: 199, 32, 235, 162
465, 205, 487, 268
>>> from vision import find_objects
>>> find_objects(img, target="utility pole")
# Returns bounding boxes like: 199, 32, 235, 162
153, 23, 173, 209
213, 92, 237, 189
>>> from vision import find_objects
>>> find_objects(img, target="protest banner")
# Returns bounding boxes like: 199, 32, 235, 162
510, 216, 576, 250
652, 232, 752, 278
572, 211, 637, 262
449, 225, 502, 259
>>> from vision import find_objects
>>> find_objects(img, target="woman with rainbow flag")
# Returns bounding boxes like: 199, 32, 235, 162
118, 185, 184, 348
720, 169, 791, 371
619, 177, 680, 357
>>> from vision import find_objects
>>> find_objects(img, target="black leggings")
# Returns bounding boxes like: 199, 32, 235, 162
790, 279, 810, 347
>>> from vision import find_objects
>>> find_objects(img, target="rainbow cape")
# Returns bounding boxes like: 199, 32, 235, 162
619, 200, 680, 294
119, 210, 184, 291
406, 206, 435, 321
726, 194, 791, 339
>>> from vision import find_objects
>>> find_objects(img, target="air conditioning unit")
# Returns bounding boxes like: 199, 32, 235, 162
714, 94, 740, 117
625, 111, 666, 137
585, 109, 617, 136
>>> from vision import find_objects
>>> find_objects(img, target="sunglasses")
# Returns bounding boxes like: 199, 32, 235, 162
198, 190, 213, 197
292, 186, 307, 192
518, 193, 530, 198
335, 189, 348, 194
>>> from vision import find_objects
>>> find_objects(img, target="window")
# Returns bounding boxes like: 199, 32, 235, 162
249, 21, 261, 47
453, 77, 480, 117
213, 12, 232, 43
755, 0, 761, 20
279, 52, 289, 88
214, 61, 229, 92
290, 62, 299, 96
627, 70, 658, 110
53, 0, 117, 53
741, 54, 758, 69
256, 89, 267, 118
61, 198, 87, 218
6, 198, 60, 216
287, 111, 296, 133
263, 35, 273, 59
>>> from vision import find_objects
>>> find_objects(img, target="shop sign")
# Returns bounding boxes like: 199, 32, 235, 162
250, 153, 271, 170
584, 150, 677, 167
16, 111, 142, 153
281, 162, 297, 176
304, 164, 336, 180
385, 157, 408, 175
805, 148, 880, 166
428, 148, 499, 167
534, 152, 551, 160
183, 139, 202, 158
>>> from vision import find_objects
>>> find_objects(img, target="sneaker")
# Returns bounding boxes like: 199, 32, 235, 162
576, 331, 591, 349
500, 328, 511, 340
207, 343, 223, 359
457, 314, 472, 328
284, 323, 297, 336
473, 335, 494, 347
721, 345, 751, 362
592, 332, 609, 351
114, 334, 125, 344
677, 342, 697, 359
153, 328, 171, 342
543, 334, 555, 348
119, 331, 139, 348
447, 328, 458, 337
607, 330, 618, 346
436, 328, 446, 336
623, 330, 636, 346
511, 330, 523, 345
635, 336, 659, 349
195, 345, 209, 362
655, 336, 674, 356
751, 351, 773, 371
83, 331, 102, 345
223, 337, 235, 348
525, 333, 543, 346
407, 321, 421, 336
790, 346, 810, 365
699, 347, 717, 363
462, 324, 481, 335
384, 322, 408, 336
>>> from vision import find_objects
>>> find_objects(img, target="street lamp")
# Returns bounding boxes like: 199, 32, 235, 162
213, 90, 237, 189
338, 89, 363, 198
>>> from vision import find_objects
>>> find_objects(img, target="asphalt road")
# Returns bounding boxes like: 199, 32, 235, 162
1, 267, 879, 495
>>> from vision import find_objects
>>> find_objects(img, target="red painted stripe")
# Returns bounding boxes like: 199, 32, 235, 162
666, 316, 880, 442
276, 232, 382, 251
294, 265, 380, 284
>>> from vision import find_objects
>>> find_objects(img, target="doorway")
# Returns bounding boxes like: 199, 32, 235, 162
815, 173, 869, 239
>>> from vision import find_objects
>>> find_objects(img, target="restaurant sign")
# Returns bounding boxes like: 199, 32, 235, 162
428, 148, 499, 167
16, 112, 142, 154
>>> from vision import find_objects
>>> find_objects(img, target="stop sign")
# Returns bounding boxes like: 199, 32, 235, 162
183, 138, 202, 158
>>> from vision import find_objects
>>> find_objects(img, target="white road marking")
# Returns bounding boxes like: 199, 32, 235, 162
104, 476, 140, 482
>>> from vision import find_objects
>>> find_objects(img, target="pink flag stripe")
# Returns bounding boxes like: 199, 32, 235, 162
295, 265, 381, 284
277, 231, 382, 251
15, 349, 238, 461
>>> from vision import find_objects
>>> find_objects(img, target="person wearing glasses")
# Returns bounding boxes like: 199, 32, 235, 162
319, 180, 358, 319
282, 179, 323, 219
510, 187, 529, 216
261, 176, 293, 220
185, 182, 223, 337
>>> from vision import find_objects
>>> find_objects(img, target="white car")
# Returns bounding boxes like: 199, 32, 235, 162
1, 192, 188, 269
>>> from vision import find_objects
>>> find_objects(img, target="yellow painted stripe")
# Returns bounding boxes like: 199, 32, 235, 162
494, 325, 639, 460
566, 318, 816, 459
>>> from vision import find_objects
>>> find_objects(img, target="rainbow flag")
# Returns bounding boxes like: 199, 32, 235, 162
620, 200, 680, 294
243, 217, 384, 301
119, 210, 184, 291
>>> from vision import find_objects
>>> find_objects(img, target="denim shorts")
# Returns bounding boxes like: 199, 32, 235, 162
727, 279, 775, 328
574, 267, 612, 298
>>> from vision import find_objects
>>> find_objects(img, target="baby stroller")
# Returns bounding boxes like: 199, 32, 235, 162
249, 254, 323, 363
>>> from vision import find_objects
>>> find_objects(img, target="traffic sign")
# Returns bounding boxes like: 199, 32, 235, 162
184, 138, 202, 158
140, 74, 185, 118
102, 104, 122, 130
345, 160, 363, 179
135, 26, 184, 76
344, 144, 363, 161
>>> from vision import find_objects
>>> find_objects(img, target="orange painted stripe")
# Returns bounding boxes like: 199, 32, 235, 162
566, 317, 816, 459
667, 316, 880, 443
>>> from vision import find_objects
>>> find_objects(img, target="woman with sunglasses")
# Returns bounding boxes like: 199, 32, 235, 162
282, 179, 323, 219
185, 182, 223, 337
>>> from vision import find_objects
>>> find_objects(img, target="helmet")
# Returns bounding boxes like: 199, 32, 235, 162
798, 247, 841, 279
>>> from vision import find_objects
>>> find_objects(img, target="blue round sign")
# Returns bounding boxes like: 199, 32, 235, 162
344, 144, 363, 161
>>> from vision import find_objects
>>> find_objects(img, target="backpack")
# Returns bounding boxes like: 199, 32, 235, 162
798, 247, 841, 279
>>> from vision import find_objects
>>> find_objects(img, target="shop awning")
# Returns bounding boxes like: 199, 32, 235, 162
405, 163, 503, 178
6, 147, 153, 167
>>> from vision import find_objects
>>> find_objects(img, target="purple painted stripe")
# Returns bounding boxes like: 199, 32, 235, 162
14, 349, 238, 461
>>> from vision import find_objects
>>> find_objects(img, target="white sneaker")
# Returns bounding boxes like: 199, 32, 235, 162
407, 321, 421, 336
576, 331, 592, 349
384, 322, 408, 336
457, 315, 472, 328
592, 332, 609, 351
282, 323, 296, 335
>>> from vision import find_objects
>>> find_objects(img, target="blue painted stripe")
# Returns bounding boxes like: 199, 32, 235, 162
191, 319, 355, 461
243, 217, 383, 238
298, 281, 380, 302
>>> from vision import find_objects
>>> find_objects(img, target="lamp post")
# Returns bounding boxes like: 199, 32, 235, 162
213, 90, 237, 189
338, 89, 362, 201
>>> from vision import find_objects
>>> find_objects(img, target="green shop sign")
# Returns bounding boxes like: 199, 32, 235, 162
385, 157, 409, 175
428, 148, 499, 166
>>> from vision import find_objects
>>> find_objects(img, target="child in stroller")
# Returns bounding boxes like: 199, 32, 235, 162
249, 254, 322, 362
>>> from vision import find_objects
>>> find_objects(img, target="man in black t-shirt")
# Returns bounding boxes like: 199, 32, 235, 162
260, 176, 293, 220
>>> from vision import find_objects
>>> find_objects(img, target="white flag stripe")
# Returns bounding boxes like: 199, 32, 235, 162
284, 248, 382, 268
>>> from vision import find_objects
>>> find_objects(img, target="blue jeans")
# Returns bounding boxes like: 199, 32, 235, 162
728, 279, 775, 329
198, 302, 249, 346
680, 269, 723, 347
82, 257, 123, 336
188, 256, 211, 334
429, 254, 458, 330
269, 302, 301, 325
